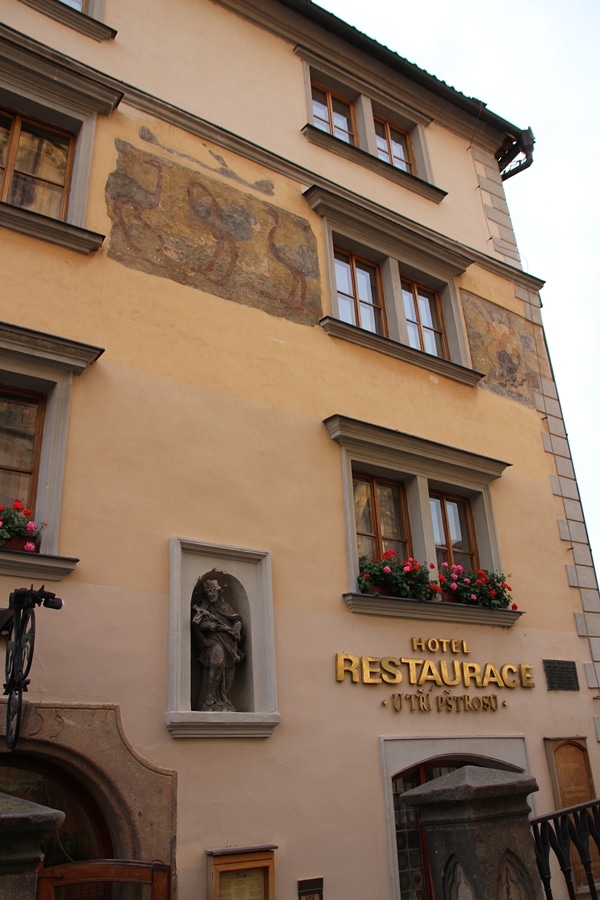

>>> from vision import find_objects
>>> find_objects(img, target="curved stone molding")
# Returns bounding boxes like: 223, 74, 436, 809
0, 703, 176, 867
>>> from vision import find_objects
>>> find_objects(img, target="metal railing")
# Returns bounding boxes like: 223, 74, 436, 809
531, 798, 600, 899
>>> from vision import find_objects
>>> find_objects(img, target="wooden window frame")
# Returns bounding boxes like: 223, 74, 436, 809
0, 386, 46, 510
429, 490, 478, 570
0, 109, 75, 222
374, 116, 414, 174
353, 472, 411, 562
311, 82, 356, 145
401, 277, 448, 359
333, 247, 387, 336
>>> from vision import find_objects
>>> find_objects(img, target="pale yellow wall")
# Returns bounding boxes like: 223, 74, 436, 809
0, 4, 596, 900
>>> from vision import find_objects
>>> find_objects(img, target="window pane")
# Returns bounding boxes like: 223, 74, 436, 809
377, 483, 405, 540
0, 472, 32, 507
15, 124, 69, 185
406, 321, 421, 350
334, 255, 352, 295
390, 130, 410, 172
355, 265, 375, 303
59, 0, 85, 9
430, 496, 445, 546
338, 293, 356, 325
332, 98, 353, 143
359, 302, 377, 333
402, 283, 417, 321
8, 172, 64, 218
446, 500, 465, 547
0, 113, 11, 168
423, 328, 442, 356
0, 395, 39, 469
311, 88, 331, 134
417, 293, 436, 329
353, 478, 373, 534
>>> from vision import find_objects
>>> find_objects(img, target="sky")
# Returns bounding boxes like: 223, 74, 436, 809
316, 0, 600, 568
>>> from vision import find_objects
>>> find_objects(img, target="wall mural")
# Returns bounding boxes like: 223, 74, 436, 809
461, 291, 550, 405
105, 139, 321, 326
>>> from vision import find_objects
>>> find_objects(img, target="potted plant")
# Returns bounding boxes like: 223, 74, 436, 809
358, 551, 438, 602
0, 499, 46, 552
437, 562, 517, 610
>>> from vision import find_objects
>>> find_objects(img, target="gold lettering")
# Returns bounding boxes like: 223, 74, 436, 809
462, 641, 471, 654
439, 639, 450, 652
490, 694, 498, 710
451, 640, 460, 653
446, 696, 455, 712
392, 693, 402, 711
381, 657, 403, 684
406, 694, 419, 711
419, 693, 432, 711
471, 696, 482, 710
437, 695, 446, 711
519, 664, 535, 688
361, 656, 382, 684
401, 658, 423, 684
462, 662, 482, 687
418, 659, 444, 686
482, 663, 505, 688
500, 664, 519, 688
440, 660, 462, 686
336, 654, 359, 682
427, 638, 439, 652
411, 638, 425, 652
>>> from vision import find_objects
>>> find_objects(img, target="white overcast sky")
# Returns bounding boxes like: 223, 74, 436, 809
316, 0, 600, 568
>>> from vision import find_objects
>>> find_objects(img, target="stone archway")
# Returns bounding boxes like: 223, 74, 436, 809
0, 703, 176, 870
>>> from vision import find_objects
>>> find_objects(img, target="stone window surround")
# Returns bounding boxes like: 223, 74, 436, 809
0, 27, 122, 251
305, 185, 480, 386
17, 0, 117, 41
0, 321, 103, 580
298, 47, 445, 203
166, 538, 280, 738
324, 414, 510, 617
380, 736, 530, 900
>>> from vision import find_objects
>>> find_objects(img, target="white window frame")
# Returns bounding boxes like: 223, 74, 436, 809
305, 185, 481, 386
0, 26, 122, 250
17, 0, 116, 41
0, 322, 103, 579
324, 415, 511, 621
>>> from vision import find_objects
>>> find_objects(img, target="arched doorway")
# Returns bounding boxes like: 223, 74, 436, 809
392, 755, 524, 900
0, 752, 113, 866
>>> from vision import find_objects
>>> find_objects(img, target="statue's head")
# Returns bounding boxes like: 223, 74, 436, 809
202, 579, 221, 603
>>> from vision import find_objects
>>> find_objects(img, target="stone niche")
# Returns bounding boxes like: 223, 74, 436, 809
166, 539, 280, 738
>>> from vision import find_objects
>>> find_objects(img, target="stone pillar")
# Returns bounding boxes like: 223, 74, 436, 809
0, 791, 64, 900
400, 766, 543, 900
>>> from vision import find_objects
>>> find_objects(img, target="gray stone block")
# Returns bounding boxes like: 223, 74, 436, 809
584, 661, 599, 688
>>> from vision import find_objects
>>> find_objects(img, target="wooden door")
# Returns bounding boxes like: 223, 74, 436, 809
37, 860, 170, 900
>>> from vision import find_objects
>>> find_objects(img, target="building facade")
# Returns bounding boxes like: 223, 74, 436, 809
0, 1, 598, 898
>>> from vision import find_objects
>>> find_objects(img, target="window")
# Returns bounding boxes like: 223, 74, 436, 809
334, 248, 385, 334
429, 491, 477, 569
299, 52, 444, 201
374, 117, 413, 173
0, 110, 74, 220
0, 387, 45, 507
0, 28, 121, 250
311, 83, 355, 144
305, 186, 479, 385
354, 473, 410, 561
324, 415, 510, 619
17, 0, 116, 40
402, 278, 447, 358
0, 322, 103, 578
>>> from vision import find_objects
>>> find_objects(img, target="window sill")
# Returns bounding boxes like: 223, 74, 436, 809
164, 711, 281, 738
17, 0, 117, 41
0, 551, 79, 581
320, 317, 483, 386
302, 124, 447, 204
343, 593, 522, 628
0, 203, 105, 254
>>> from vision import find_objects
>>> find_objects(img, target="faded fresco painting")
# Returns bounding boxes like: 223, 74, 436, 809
105, 138, 321, 326
462, 291, 550, 404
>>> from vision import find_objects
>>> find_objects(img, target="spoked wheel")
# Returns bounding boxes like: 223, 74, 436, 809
19, 609, 36, 680
6, 686, 22, 751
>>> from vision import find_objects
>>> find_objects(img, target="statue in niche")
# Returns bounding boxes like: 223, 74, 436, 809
190, 573, 244, 711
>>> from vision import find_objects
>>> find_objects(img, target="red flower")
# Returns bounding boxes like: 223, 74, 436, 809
511, 603, 519, 610
12, 499, 24, 511
489, 589, 496, 597
23, 509, 32, 516
382, 549, 397, 559
439, 574, 446, 583
363, 573, 371, 579
429, 562, 435, 569
477, 569, 486, 576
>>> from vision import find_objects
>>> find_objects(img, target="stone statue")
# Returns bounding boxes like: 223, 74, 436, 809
190, 575, 244, 712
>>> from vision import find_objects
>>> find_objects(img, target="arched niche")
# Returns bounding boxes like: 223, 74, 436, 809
166, 539, 280, 738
